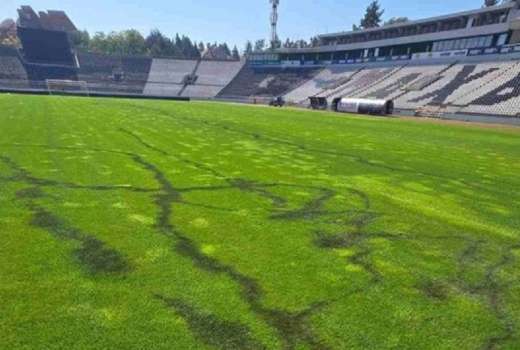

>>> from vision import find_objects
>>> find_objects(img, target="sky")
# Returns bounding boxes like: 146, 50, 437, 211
1, 0, 488, 49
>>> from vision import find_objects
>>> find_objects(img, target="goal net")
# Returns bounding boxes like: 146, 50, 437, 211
46, 80, 89, 96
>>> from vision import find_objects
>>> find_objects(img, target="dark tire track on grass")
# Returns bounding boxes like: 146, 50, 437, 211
155, 295, 268, 350
273, 184, 397, 285
115, 126, 339, 348
7, 185, 131, 276
453, 238, 520, 350
227, 178, 288, 209
0, 147, 232, 212
312, 192, 386, 284
129, 151, 332, 350
130, 154, 182, 232
0, 167, 132, 275
123, 102, 506, 196
30, 204, 131, 275
5, 133, 507, 349
119, 128, 289, 209
118, 127, 395, 330
1, 156, 133, 275
475, 246, 520, 350
0, 153, 156, 193
119, 128, 225, 179
270, 188, 335, 220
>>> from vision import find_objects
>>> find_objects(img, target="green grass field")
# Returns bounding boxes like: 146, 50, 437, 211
1, 94, 520, 350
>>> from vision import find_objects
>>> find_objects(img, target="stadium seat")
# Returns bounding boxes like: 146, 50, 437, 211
217, 65, 320, 100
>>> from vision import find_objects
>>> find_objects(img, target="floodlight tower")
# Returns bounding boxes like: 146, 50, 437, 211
270, 0, 280, 49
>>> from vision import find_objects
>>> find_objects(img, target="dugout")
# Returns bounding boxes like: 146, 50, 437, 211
332, 97, 394, 115
309, 96, 328, 110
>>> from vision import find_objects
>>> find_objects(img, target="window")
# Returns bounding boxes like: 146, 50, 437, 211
453, 40, 461, 50
497, 33, 508, 46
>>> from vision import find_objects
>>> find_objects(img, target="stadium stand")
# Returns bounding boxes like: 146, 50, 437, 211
458, 61, 520, 116
462, 79, 520, 117
122, 57, 152, 82
282, 55, 520, 118
15, 5, 78, 89
218, 65, 320, 99
357, 62, 452, 100
24, 63, 77, 87
18, 27, 75, 65
192, 60, 244, 86
17, 6, 76, 32
77, 52, 151, 94
0, 45, 28, 88
17, 7, 76, 66
37, 10, 77, 32
182, 85, 226, 99
284, 66, 360, 104
321, 66, 401, 101
181, 60, 244, 98
144, 59, 197, 96
394, 60, 515, 111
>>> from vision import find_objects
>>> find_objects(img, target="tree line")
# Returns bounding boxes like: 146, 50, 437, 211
70, 29, 240, 60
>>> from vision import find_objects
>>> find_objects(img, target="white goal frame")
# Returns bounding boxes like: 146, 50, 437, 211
46, 79, 89, 96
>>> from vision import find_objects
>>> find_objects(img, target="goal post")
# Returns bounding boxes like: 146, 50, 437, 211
46, 79, 89, 96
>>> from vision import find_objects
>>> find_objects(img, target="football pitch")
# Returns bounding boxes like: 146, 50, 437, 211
1, 94, 520, 349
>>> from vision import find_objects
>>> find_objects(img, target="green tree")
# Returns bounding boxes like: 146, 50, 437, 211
145, 29, 174, 57
295, 39, 309, 48
244, 41, 253, 55
270, 37, 281, 50
180, 35, 193, 58
254, 39, 266, 52
384, 17, 409, 26
484, 0, 499, 6
89, 32, 108, 53
310, 36, 320, 47
69, 30, 90, 50
121, 30, 146, 55
360, 1, 384, 29
231, 45, 240, 60
220, 43, 231, 57
67, 28, 204, 59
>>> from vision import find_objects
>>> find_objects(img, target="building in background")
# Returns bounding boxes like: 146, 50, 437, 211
251, 2, 520, 64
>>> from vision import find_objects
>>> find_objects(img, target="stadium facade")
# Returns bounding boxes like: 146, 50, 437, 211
2, 4, 520, 122
251, 1, 520, 64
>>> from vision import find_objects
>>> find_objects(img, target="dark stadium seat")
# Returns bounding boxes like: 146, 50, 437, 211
322, 67, 396, 100
17, 27, 75, 66
362, 73, 421, 99
0, 46, 29, 88
217, 65, 320, 99
24, 63, 78, 88
407, 65, 500, 105
77, 52, 152, 94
